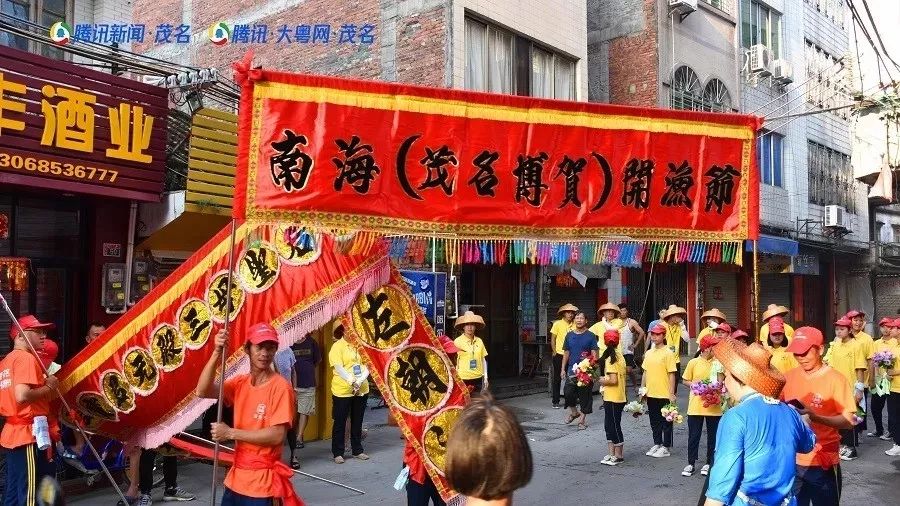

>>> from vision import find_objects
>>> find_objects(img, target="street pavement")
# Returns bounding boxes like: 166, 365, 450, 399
70, 388, 900, 505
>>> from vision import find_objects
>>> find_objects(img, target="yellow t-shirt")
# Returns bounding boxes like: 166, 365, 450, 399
550, 319, 574, 355
454, 335, 488, 380
590, 319, 624, 354
683, 356, 722, 416
853, 331, 876, 384
769, 346, 799, 374
664, 322, 683, 354
328, 338, 369, 398
603, 352, 627, 403
642, 346, 678, 399
759, 322, 795, 345
890, 340, 900, 393
825, 338, 866, 387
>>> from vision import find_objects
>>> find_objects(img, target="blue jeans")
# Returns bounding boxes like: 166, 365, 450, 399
794, 464, 841, 506
221, 487, 275, 506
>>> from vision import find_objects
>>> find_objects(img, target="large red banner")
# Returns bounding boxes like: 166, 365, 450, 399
233, 65, 760, 242
57, 224, 389, 447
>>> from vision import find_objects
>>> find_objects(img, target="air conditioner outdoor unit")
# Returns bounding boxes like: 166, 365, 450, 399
824, 205, 850, 230
749, 45, 773, 76
669, 0, 698, 14
772, 59, 793, 85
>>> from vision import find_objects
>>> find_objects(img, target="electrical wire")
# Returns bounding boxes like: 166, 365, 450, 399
859, 0, 900, 74
750, 57, 845, 115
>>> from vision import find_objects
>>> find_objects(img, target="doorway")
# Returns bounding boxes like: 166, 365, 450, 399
458, 265, 519, 378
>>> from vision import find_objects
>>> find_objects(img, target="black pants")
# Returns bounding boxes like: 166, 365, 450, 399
139, 449, 176, 494
854, 389, 869, 434
647, 397, 673, 447
839, 428, 858, 447
872, 393, 888, 435
674, 362, 681, 395
551, 354, 563, 405
794, 464, 841, 506
687, 415, 720, 466
4, 443, 53, 506
463, 378, 484, 396
603, 401, 625, 444
889, 392, 900, 445
332, 394, 367, 457
406, 476, 446, 506
563, 379, 593, 414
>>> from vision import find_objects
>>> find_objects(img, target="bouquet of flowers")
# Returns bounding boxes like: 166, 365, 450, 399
624, 400, 646, 418
873, 350, 896, 396
571, 351, 600, 387
690, 379, 726, 408
873, 350, 896, 369
852, 406, 866, 426
660, 402, 684, 424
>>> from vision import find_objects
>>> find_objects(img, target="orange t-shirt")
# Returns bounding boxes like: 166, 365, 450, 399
223, 373, 295, 498
0, 349, 50, 449
782, 365, 856, 468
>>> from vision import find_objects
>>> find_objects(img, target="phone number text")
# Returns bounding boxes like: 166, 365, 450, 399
0, 152, 119, 182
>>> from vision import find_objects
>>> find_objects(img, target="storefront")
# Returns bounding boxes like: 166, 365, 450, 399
0, 45, 168, 359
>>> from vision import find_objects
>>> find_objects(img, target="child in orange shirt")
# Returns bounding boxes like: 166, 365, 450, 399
197, 323, 300, 506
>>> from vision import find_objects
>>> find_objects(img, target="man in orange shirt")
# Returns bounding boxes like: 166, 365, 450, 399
197, 323, 301, 506
782, 326, 856, 506
0, 315, 58, 506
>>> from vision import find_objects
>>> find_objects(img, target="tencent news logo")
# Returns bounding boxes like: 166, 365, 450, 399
49, 22, 72, 45
208, 22, 230, 45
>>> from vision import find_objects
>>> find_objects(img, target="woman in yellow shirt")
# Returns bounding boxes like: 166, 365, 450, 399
597, 329, 627, 466
767, 317, 799, 374
549, 303, 578, 409
885, 319, 900, 456
328, 320, 370, 464
681, 335, 724, 477
453, 311, 489, 395
869, 317, 897, 439
640, 323, 678, 458
696, 308, 727, 344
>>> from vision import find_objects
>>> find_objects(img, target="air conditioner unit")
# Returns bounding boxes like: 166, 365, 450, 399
142, 75, 164, 86
669, 0, 698, 14
749, 45, 773, 76
824, 205, 850, 230
772, 59, 793, 85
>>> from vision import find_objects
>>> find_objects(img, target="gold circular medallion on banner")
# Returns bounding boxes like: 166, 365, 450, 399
351, 284, 415, 351
123, 347, 159, 395
238, 242, 281, 294
59, 405, 102, 431
205, 270, 245, 323
386, 345, 452, 415
177, 298, 213, 350
149, 323, 185, 372
423, 407, 463, 475
274, 225, 320, 265
101, 370, 135, 414
76, 392, 118, 422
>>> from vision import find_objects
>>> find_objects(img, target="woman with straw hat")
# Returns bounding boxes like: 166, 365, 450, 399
661, 304, 690, 394
550, 303, 579, 409
589, 302, 624, 353
454, 311, 490, 395
759, 304, 795, 345
702, 339, 815, 506
697, 309, 728, 344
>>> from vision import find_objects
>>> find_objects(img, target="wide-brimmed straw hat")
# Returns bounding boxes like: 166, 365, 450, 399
454, 311, 485, 329
762, 304, 790, 322
661, 304, 687, 320
597, 302, 621, 316
713, 338, 786, 398
557, 303, 579, 315
701, 308, 727, 321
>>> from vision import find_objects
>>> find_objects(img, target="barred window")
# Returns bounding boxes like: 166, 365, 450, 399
807, 141, 856, 213
670, 66, 703, 111
804, 40, 851, 118
702, 79, 733, 113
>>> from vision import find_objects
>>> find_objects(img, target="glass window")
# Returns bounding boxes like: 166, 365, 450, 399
758, 131, 783, 187
554, 57, 575, 100
807, 141, 855, 212
0, 0, 31, 51
531, 47, 554, 99
40, 0, 66, 59
741, 1, 782, 58
671, 66, 702, 111
465, 19, 487, 92
0, 0, 70, 57
702, 79, 732, 112
486, 26, 514, 94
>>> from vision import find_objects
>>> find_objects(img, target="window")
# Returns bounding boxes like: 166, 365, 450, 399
804, 40, 850, 117
670, 66, 703, 111
807, 141, 855, 212
702, 79, 733, 112
702, 0, 732, 14
0, 0, 69, 59
531, 45, 576, 99
758, 131, 783, 187
741, 0, 782, 59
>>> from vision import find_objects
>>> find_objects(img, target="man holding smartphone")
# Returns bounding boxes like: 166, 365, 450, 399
781, 326, 856, 506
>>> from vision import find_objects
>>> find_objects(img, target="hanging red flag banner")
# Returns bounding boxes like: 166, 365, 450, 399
57, 224, 390, 447
233, 61, 760, 245
342, 267, 468, 504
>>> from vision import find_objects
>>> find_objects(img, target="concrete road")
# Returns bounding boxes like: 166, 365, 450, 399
69, 389, 900, 505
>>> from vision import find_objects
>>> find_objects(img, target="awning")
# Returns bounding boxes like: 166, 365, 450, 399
744, 234, 798, 257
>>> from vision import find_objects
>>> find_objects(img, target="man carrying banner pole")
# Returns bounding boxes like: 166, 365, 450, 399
196, 324, 301, 506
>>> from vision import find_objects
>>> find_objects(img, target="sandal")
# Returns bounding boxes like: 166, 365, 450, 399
565, 413, 578, 424
578, 422, 588, 430
291, 456, 301, 469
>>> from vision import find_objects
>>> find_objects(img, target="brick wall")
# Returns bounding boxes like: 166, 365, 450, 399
602, 0, 658, 106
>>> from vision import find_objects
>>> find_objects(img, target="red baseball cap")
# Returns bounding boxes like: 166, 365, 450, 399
769, 316, 785, 334
730, 329, 749, 340
245, 323, 279, 345
604, 329, 620, 346
846, 310, 866, 319
649, 323, 666, 334
892, 318, 900, 329
10, 315, 55, 339
38, 339, 59, 367
715, 323, 733, 334
834, 317, 852, 328
786, 326, 824, 355
879, 317, 894, 327
699, 335, 719, 351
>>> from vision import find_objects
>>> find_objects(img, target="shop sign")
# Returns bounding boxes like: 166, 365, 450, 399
103, 243, 122, 257
0, 45, 168, 201
789, 253, 820, 276
400, 270, 446, 336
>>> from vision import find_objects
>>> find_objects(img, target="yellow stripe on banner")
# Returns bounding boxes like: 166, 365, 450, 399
254, 82, 755, 140
61, 222, 252, 393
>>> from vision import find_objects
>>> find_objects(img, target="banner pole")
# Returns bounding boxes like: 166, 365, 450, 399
752, 240, 760, 338
210, 218, 238, 506
0, 293, 131, 506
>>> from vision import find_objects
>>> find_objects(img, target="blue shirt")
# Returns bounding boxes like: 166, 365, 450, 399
274, 348, 296, 385
563, 330, 599, 375
706, 393, 816, 506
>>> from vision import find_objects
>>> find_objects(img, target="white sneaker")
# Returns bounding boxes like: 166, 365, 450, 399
700, 464, 711, 476
601, 454, 614, 465
646, 444, 661, 456
839, 445, 850, 457
608, 456, 624, 466
880, 433, 893, 441
681, 464, 695, 476
652, 446, 671, 458
886, 445, 900, 456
